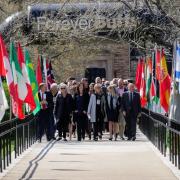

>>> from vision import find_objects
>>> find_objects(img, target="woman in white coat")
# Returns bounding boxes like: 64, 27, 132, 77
88, 83, 104, 141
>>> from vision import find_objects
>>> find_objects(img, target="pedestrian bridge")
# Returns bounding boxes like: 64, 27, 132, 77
0, 109, 180, 180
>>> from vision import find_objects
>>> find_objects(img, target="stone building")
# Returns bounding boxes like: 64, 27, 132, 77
83, 41, 130, 81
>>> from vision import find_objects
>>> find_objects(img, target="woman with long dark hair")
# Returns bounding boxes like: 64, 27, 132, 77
74, 83, 89, 141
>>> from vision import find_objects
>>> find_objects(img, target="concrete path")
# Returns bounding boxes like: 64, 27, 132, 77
0, 131, 178, 180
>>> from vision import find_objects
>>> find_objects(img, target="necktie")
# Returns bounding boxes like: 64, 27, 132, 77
131, 92, 133, 103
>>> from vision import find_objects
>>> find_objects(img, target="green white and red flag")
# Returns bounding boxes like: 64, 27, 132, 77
17, 42, 36, 111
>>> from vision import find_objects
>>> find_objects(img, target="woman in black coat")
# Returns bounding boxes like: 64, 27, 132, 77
74, 82, 90, 141
55, 83, 73, 141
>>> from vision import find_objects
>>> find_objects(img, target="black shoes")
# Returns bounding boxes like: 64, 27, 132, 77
37, 138, 42, 143
57, 137, 62, 141
127, 137, 136, 141
132, 137, 136, 141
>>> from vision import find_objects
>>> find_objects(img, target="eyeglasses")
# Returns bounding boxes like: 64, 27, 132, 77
61, 88, 65, 90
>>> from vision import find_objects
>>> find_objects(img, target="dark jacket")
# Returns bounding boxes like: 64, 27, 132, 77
117, 87, 128, 110
122, 91, 141, 117
74, 93, 90, 113
38, 91, 54, 113
55, 93, 73, 120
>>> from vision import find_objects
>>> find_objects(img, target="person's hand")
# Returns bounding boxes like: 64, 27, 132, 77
87, 114, 91, 119
41, 100, 47, 105
83, 111, 86, 114
123, 111, 126, 116
137, 113, 141, 118
75, 110, 78, 113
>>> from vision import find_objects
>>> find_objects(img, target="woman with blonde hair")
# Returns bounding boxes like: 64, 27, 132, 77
88, 83, 104, 141
55, 83, 73, 141
105, 85, 119, 141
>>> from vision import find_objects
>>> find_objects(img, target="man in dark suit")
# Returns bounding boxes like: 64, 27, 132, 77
38, 83, 54, 142
122, 83, 141, 141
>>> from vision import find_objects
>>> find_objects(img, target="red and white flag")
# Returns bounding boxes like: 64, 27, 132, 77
0, 34, 17, 116
140, 60, 147, 107
17, 43, 36, 111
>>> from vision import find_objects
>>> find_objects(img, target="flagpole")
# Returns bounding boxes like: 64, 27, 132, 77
154, 44, 158, 113
169, 40, 177, 125
169, 39, 178, 123
9, 37, 12, 121
159, 46, 162, 114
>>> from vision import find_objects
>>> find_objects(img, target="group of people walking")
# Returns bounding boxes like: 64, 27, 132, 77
37, 77, 141, 142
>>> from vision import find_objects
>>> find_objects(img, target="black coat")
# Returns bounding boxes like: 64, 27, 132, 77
74, 93, 90, 113
55, 93, 73, 120
38, 91, 54, 113
117, 88, 128, 110
122, 91, 141, 117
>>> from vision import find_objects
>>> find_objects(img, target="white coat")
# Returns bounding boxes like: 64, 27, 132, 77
87, 94, 97, 123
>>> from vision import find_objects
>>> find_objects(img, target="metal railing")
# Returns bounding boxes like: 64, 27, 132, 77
0, 115, 38, 172
139, 108, 180, 169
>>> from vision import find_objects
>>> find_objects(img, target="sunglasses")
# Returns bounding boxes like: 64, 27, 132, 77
61, 88, 65, 90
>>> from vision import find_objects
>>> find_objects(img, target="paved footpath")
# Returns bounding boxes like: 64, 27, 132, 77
0, 131, 179, 180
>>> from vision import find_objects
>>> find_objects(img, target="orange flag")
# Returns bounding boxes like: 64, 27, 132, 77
159, 49, 171, 113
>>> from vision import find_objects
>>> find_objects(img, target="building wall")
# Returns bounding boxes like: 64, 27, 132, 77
113, 43, 130, 79
85, 42, 130, 81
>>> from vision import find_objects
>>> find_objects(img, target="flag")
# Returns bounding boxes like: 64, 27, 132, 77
146, 57, 153, 99
17, 42, 36, 111
47, 60, 55, 88
150, 78, 156, 99
156, 49, 161, 81
149, 50, 161, 113
135, 58, 143, 91
0, 34, 17, 117
159, 49, 171, 113
169, 42, 180, 120
140, 60, 147, 107
0, 47, 6, 76
43, 56, 48, 88
175, 43, 180, 93
36, 56, 43, 86
10, 42, 28, 119
0, 78, 8, 121
25, 49, 41, 115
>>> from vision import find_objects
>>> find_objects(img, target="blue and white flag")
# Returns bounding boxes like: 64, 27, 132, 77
175, 44, 180, 93
169, 42, 180, 121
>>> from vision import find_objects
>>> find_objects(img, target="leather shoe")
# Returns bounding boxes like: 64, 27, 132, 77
132, 137, 136, 141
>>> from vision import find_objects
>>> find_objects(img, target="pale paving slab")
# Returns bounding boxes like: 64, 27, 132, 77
0, 132, 178, 180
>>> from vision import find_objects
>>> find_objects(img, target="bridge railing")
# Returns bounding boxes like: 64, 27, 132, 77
0, 115, 38, 173
139, 108, 180, 170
